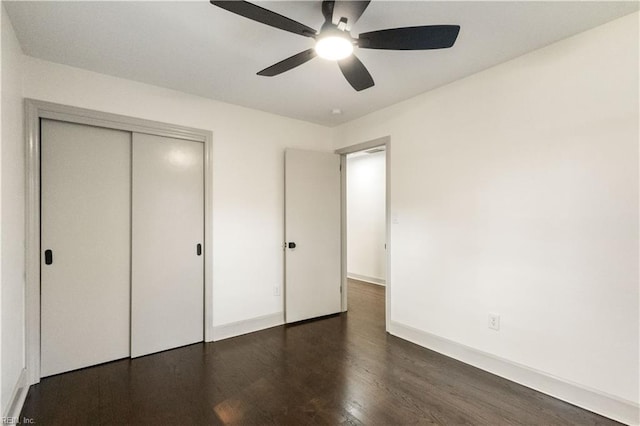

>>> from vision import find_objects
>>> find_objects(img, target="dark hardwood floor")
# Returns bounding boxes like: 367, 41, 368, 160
21, 279, 618, 425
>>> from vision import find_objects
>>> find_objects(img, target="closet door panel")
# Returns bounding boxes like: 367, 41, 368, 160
131, 133, 204, 357
40, 119, 131, 377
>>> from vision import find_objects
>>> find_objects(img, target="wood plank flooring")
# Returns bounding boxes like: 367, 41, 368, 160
21, 279, 619, 425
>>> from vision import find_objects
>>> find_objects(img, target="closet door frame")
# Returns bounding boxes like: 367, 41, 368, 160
25, 99, 214, 386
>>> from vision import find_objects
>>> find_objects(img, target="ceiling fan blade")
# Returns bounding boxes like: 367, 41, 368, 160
257, 49, 317, 77
211, 1, 317, 38
332, 1, 371, 28
358, 25, 460, 50
338, 54, 374, 91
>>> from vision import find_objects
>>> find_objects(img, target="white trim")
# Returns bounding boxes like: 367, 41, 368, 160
25, 100, 40, 387
390, 320, 640, 425
347, 273, 386, 286
24, 99, 214, 385
336, 136, 391, 332
339, 155, 348, 312
335, 137, 390, 156
212, 312, 284, 341
2, 369, 28, 421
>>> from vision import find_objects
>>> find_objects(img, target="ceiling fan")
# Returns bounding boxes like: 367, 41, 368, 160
210, 1, 460, 92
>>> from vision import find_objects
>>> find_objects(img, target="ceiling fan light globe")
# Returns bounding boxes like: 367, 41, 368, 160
315, 36, 353, 60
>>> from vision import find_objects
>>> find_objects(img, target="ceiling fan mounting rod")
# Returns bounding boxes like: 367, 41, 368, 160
321, 0, 334, 22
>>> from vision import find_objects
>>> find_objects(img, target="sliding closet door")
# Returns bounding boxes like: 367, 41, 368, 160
131, 133, 204, 357
40, 119, 131, 377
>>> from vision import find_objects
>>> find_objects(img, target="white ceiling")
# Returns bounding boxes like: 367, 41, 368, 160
5, 1, 638, 126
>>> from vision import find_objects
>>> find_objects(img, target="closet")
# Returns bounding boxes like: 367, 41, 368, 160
40, 119, 204, 377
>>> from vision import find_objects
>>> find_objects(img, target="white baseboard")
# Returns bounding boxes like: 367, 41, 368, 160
2, 368, 28, 423
347, 273, 385, 286
212, 312, 284, 341
389, 321, 639, 426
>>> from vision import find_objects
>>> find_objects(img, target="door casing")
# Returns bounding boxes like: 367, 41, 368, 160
336, 136, 391, 331
25, 99, 214, 385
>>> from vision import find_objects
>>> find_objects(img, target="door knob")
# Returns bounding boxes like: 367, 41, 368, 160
288, 242, 296, 249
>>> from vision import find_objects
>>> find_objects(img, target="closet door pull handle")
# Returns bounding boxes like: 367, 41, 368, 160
196, 244, 202, 256
44, 249, 53, 265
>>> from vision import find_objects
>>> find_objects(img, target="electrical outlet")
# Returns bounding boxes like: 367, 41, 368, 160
273, 285, 281, 296
488, 313, 500, 331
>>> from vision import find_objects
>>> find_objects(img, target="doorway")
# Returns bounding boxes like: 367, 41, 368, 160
336, 136, 390, 331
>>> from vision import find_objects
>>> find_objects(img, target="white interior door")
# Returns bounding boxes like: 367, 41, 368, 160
131, 133, 204, 357
41, 119, 131, 377
285, 149, 341, 323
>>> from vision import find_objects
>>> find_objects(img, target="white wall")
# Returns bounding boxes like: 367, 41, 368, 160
335, 12, 639, 423
347, 152, 386, 285
1, 3, 26, 416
